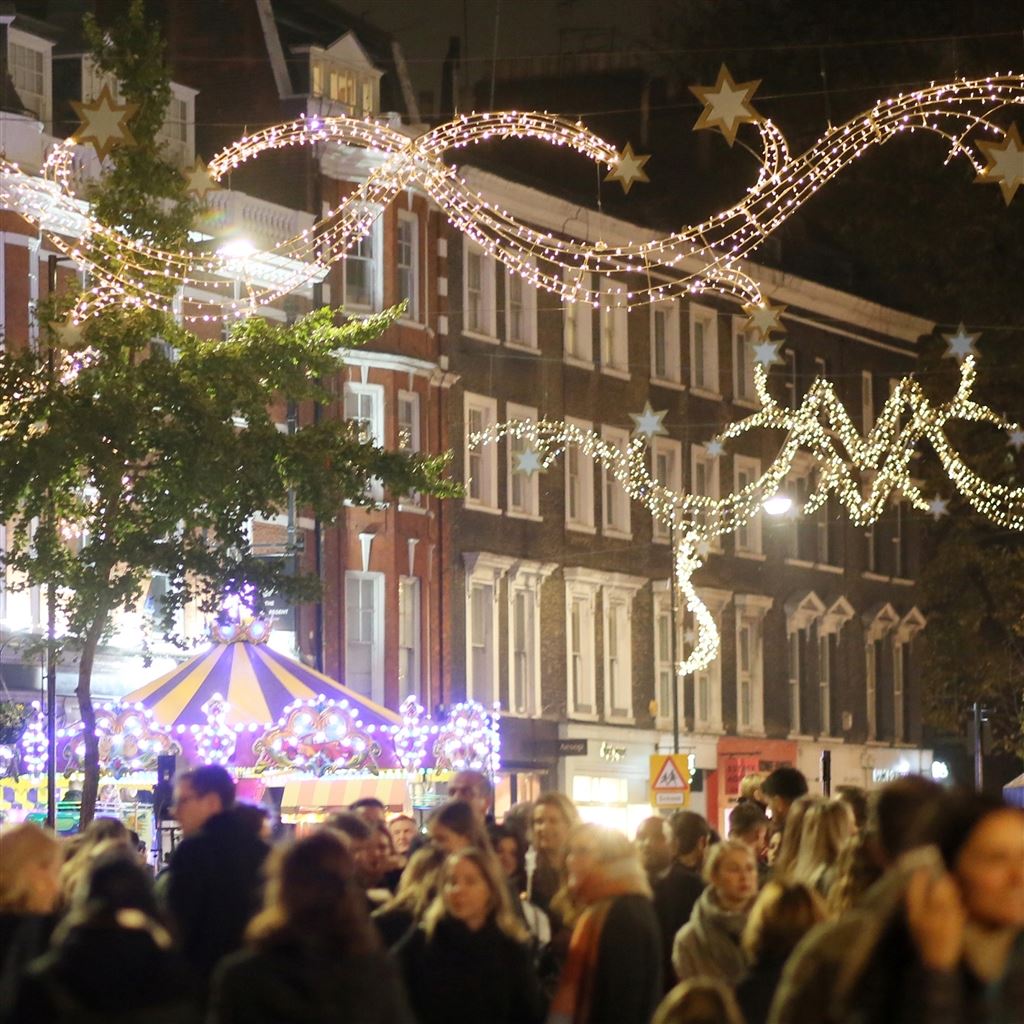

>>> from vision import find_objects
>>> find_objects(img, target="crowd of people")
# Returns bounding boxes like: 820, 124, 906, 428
0, 763, 1021, 1023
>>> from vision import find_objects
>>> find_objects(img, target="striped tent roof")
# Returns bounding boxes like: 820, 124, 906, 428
122, 640, 401, 731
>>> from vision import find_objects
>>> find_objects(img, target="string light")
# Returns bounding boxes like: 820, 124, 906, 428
433, 700, 501, 775
58, 702, 180, 777
393, 695, 431, 773
2, 75, 1023, 323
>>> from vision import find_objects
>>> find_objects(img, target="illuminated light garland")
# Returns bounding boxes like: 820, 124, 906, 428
474, 353, 1024, 677
1, 75, 1023, 322
58, 701, 180, 777
190, 694, 237, 767
393, 695, 431, 773
18, 702, 48, 775
432, 700, 501, 775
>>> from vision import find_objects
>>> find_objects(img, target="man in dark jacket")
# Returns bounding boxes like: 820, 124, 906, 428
164, 765, 269, 997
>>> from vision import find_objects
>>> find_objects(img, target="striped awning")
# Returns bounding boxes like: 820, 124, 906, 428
122, 640, 401, 731
279, 776, 409, 818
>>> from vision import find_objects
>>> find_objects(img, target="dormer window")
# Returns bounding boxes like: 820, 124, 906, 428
8, 27, 53, 128
307, 34, 382, 117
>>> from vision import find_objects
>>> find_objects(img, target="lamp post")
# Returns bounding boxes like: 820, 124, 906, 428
668, 516, 682, 756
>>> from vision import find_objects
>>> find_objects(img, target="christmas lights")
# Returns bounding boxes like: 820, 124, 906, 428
432, 700, 501, 775
393, 694, 431, 773
2, 75, 1023, 323
18, 703, 47, 775
58, 702, 180, 777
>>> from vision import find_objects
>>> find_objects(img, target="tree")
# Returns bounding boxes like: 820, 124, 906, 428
0, 2, 458, 825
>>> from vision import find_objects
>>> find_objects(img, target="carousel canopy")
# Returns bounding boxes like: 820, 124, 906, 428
122, 637, 401, 732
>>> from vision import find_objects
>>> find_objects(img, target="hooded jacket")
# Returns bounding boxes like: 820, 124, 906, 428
671, 885, 750, 984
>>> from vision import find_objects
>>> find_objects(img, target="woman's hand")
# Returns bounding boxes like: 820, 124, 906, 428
905, 866, 967, 972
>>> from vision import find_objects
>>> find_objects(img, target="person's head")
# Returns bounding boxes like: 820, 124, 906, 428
761, 767, 809, 823
491, 824, 525, 882
73, 848, 160, 920
425, 848, 526, 940
83, 817, 130, 847
652, 977, 745, 1024
826, 830, 885, 917
910, 790, 1024, 931
789, 798, 855, 886
233, 803, 271, 840
377, 844, 448, 919
739, 773, 766, 806
502, 801, 534, 849
704, 839, 758, 911
668, 810, 711, 867
742, 879, 826, 965
871, 775, 944, 864
447, 771, 492, 820
327, 812, 375, 883
365, 823, 395, 883
249, 830, 379, 953
173, 765, 235, 838
350, 797, 387, 827
771, 795, 820, 875
565, 822, 650, 903
835, 785, 869, 832
635, 816, 674, 875
388, 814, 418, 856
428, 799, 492, 855
728, 802, 770, 858
531, 793, 580, 860
0, 822, 62, 913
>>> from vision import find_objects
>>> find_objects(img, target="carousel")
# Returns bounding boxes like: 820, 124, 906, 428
0, 613, 501, 838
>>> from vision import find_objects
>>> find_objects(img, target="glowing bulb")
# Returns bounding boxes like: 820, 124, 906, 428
762, 493, 794, 516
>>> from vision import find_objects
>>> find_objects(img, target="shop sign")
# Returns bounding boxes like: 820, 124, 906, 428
599, 742, 627, 763
557, 739, 588, 757
649, 754, 691, 808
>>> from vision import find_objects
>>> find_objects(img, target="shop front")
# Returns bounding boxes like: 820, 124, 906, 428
714, 736, 799, 835
495, 717, 559, 817
795, 740, 935, 793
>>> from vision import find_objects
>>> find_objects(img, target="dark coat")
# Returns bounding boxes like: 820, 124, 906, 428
651, 862, 705, 989
164, 810, 269, 990
8, 921, 197, 1024
587, 893, 663, 1024
0, 912, 56, 1016
372, 905, 416, 950
396, 917, 545, 1024
209, 942, 414, 1024
736, 955, 787, 1024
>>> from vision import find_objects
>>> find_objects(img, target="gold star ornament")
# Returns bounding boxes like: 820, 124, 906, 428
70, 84, 139, 162
183, 157, 221, 199
742, 301, 787, 339
689, 65, 763, 146
976, 123, 1024, 205
605, 142, 651, 195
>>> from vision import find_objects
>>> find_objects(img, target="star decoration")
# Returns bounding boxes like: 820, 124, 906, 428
1008, 429, 1024, 451
752, 339, 784, 367
605, 142, 651, 195
689, 65, 763, 146
694, 540, 712, 559
742, 301, 787, 339
70, 84, 138, 162
943, 323, 980, 362
704, 439, 725, 458
976, 123, 1024, 204
183, 157, 221, 199
49, 316, 88, 351
927, 496, 949, 520
630, 401, 669, 439
514, 448, 544, 477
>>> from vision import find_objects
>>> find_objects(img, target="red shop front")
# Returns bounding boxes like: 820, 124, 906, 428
709, 736, 798, 834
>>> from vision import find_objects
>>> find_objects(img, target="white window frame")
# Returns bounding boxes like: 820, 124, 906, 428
864, 603, 900, 741
464, 553, 514, 708
396, 211, 420, 322
732, 316, 757, 405
565, 572, 599, 719
507, 402, 540, 519
817, 597, 853, 737
603, 589, 634, 721
815, 496, 831, 564
506, 560, 555, 717
651, 300, 681, 385
464, 393, 499, 511
735, 594, 772, 735
564, 270, 594, 364
652, 437, 682, 543
600, 425, 631, 538
652, 583, 679, 729
892, 640, 905, 742
785, 590, 826, 737
397, 389, 420, 453
783, 349, 798, 409
505, 261, 538, 349
344, 382, 385, 501
733, 455, 762, 555
689, 303, 719, 395
344, 216, 383, 310
345, 570, 385, 704
398, 575, 421, 701
463, 240, 497, 339
154, 82, 197, 168
8, 28, 53, 129
565, 416, 595, 532
692, 588, 730, 733
599, 277, 629, 375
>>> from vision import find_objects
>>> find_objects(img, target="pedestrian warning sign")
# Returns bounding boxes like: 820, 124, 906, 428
649, 754, 691, 808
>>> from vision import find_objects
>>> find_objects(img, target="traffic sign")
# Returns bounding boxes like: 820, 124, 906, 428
649, 754, 691, 808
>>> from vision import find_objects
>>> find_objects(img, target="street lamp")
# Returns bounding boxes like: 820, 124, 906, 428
762, 492, 794, 516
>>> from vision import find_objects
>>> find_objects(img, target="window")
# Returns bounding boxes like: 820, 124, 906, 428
464, 394, 498, 509
815, 496, 831, 564
737, 620, 754, 731
9, 37, 47, 124
344, 222, 380, 309
735, 595, 771, 734
783, 349, 798, 409
862, 371, 875, 432
893, 499, 905, 577
788, 630, 803, 734
506, 264, 538, 348
599, 278, 629, 373
311, 61, 323, 97
893, 641, 905, 742
653, 588, 677, 724
652, 438, 682, 542
398, 577, 420, 700
782, 472, 810, 560
469, 581, 496, 706
344, 383, 384, 500
691, 444, 721, 500
604, 593, 632, 719
507, 402, 539, 517
732, 318, 757, 403
651, 301, 681, 383
507, 563, 552, 717
464, 242, 496, 337
396, 213, 419, 321
692, 588, 728, 731
601, 426, 631, 536
565, 417, 595, 530
564, 270, 594, 363
361, 79, 374, 116
346, 571, 384, 702
565, 578, 597, 716
814, 356, 827, 380
157, 93, 190, 167
397, 390, 421, 505
689, 304, 719, 393
866, 640, 878, 740
733, 456, 762, 554
818, 631, 832, 737
865, 521, 879, 573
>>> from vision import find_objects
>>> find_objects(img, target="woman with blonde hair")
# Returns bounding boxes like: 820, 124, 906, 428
427, 799, 492, 855
769, 794, 820, 875
825, 829, 884, 917
734, 880, 827, 1024
652, 978, 745, 1024
371, 845, 448, 948
397, 847, 543, 1024
672, 839, 758, 986
527, 792, 580, 917
548, 823, 662, 1024
788, 798, 855, 895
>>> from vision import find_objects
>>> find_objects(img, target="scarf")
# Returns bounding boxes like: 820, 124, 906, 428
547, 873, 648, 1024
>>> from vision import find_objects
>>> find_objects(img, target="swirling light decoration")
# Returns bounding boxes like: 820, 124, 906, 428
0, 75, 1022, 322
